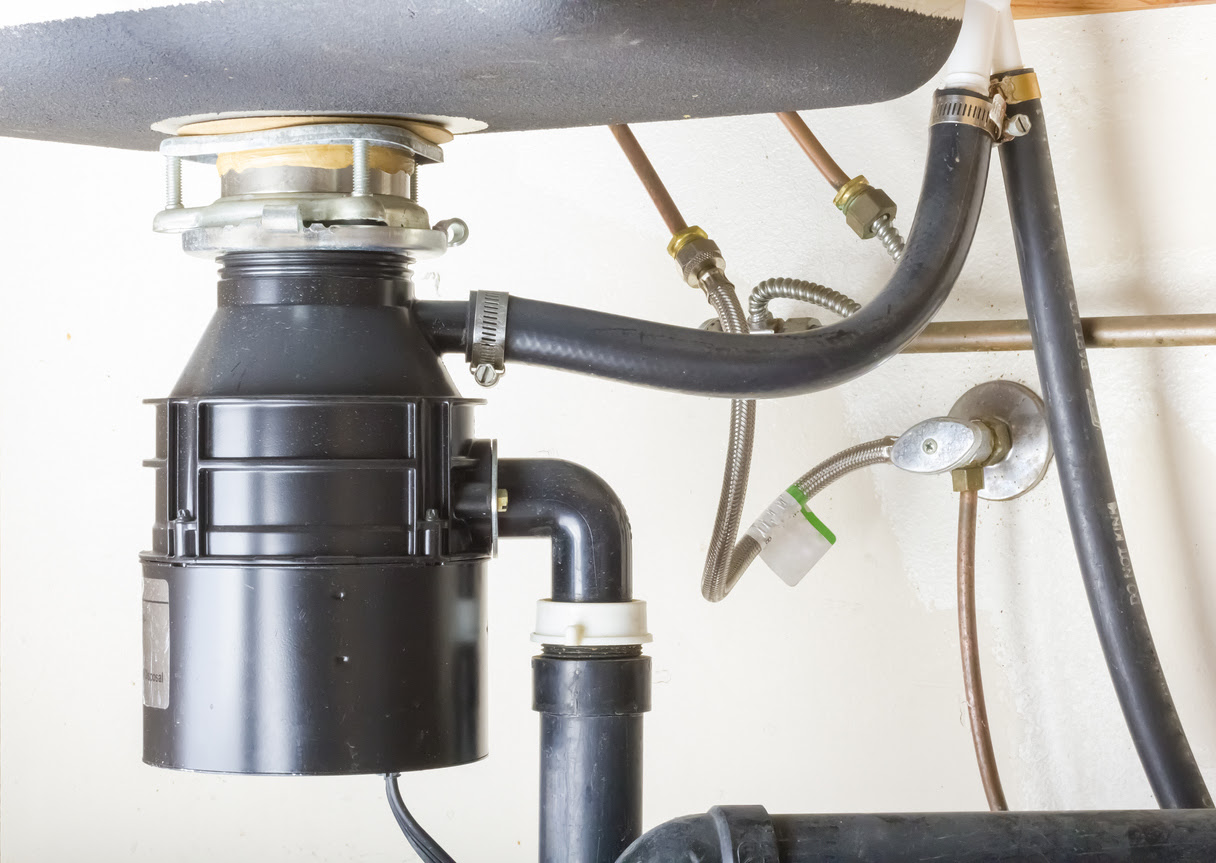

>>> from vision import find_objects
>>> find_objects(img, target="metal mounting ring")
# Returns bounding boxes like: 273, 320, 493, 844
949, 380, 1053, 501
159, 122, 444, 165
470, 291, 510, 387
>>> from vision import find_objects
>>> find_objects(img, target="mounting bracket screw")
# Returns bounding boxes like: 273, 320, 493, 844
473, 363, 500, 387
164, 155, 183, 210
351, 139, 370, 197
1003, 114, 1033, 139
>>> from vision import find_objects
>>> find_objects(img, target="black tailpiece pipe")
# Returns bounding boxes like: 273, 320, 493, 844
497, 458, 649, 863
534, 645, 650, 863
1001, 81, 1211, 808
496, 458, 632, 603
615, 806, 1216, 862
415, 108, 991, 399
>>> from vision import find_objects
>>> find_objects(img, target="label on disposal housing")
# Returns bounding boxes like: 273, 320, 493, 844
142, 577, 170, 709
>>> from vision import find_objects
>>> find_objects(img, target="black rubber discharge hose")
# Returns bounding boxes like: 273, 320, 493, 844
415, 108, 991, 399
1001, 82, 1211, 809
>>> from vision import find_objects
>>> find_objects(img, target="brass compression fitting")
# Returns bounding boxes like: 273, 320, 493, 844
776, 112, 905, 260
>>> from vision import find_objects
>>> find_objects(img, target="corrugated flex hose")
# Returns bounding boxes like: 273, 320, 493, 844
748, 278, 861, 330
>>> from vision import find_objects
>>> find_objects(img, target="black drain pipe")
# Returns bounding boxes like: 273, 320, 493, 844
497, 459, 651, 863
615, 806, 1216, 862
496, 459, 632, 603
999, 73, 1211, 808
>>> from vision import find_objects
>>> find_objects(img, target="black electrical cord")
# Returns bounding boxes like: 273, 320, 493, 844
1001, 84, 1211, 809
385, 774, 459, 863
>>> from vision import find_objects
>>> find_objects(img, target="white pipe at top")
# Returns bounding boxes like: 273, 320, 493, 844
940, 0, 1012, 93
992, 5, 1024, 74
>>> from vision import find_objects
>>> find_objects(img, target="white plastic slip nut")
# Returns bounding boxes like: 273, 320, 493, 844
531, 600, 652, 647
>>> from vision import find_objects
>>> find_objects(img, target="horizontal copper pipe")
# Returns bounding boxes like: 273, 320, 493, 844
903, 314, 1216, 353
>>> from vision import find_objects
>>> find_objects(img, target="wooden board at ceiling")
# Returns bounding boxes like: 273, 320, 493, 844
1013, 0, 1213, 18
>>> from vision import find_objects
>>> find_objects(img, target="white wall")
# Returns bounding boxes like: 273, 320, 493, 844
3, 7, 1216, 860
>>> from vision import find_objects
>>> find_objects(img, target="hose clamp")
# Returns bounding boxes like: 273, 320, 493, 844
993, 69, 1041, 105
930, 92, 1002, 141
988, 71, 1039, 142
469, 290, 509, 387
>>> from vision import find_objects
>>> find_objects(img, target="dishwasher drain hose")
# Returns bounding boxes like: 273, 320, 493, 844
1001, 79, 1211, 809
415, 111, 992, 399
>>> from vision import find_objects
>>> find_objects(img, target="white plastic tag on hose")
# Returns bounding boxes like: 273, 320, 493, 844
744, 488, 836, 587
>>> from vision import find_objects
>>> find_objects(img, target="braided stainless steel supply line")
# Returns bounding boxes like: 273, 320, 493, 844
715, 437, 898, 598
748, 278, 862, 330
701, 281, 757, 602
793, 437, 897, 498
705, 284, 869, 600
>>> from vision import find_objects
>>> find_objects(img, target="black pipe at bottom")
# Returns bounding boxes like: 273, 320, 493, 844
535, 645, 651, 863
616, 806, 1216, 863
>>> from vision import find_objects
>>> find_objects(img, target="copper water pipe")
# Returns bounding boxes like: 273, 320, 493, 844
905, 314, 1216, 353
608, 124, 688, 236
776, 112, 850, 191
957, 490, 1009, 812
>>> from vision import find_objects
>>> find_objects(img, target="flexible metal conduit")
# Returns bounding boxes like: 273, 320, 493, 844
414, 116, 991, 399
748, 278, 861, 330
1001, 85, 1211, 808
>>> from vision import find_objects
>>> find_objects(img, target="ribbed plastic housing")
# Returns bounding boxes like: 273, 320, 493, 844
141, 252, 491, 775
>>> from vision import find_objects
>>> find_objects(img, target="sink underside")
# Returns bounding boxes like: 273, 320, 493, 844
0, 0, 963, 151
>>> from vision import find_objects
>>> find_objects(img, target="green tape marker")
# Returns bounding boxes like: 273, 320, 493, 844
786, 485, 836, 545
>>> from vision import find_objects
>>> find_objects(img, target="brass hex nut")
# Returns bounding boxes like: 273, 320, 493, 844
952, 466, 986, 493
842, 186, 897, 240
674, 236, 726, 288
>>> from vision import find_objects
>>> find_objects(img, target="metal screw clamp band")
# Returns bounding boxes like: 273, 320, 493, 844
469, 290, 510, 387
930, 92, 1001, 141
993, 69, 1041, 105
